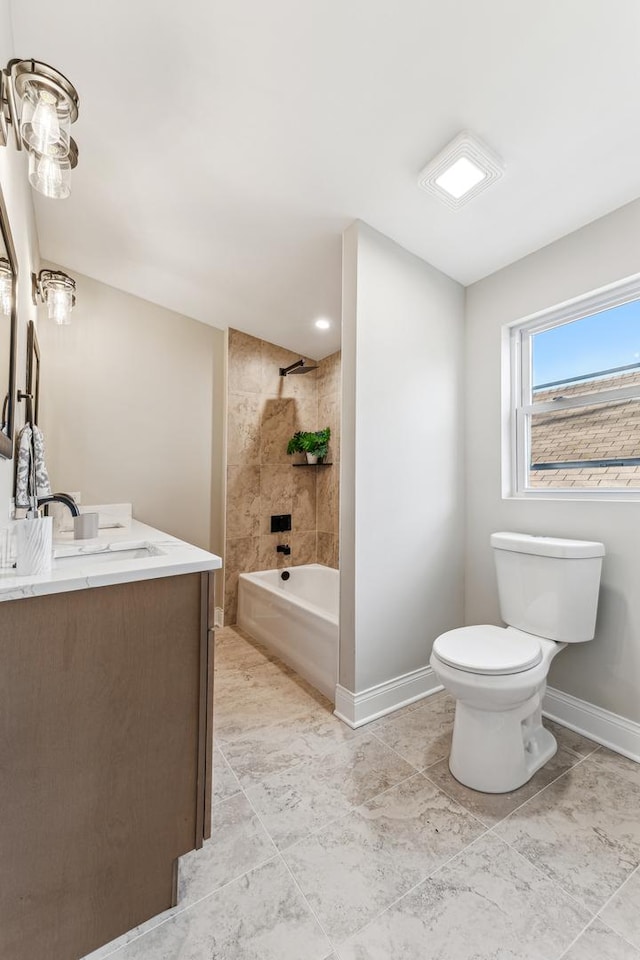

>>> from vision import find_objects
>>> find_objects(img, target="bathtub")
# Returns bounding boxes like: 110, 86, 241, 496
237, 563, 338, 701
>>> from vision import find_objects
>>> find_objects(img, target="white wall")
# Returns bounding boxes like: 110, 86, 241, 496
39, 265, 225, 551
466, 198, 640, 723
340, 222, 465, 694
0, 0, 41, 521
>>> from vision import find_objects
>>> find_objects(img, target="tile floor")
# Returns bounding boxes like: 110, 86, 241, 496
86, 626, 640, 960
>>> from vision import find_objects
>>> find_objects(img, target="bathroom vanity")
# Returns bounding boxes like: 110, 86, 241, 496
0, 520, 221, 960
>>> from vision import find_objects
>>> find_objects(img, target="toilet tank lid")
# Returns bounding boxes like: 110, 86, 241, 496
491, 532, 605, 559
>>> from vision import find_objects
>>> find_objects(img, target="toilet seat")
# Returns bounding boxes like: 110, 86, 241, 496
432, 625, 542, 676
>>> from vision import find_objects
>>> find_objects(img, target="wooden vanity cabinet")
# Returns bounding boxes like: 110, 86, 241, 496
0, 571, 215, 960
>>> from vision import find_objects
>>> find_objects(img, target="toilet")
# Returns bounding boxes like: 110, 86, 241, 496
430, 532, 605, 794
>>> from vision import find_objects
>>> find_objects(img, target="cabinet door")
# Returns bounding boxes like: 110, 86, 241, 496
196, 571, 216, 845
0, 573, 204, 960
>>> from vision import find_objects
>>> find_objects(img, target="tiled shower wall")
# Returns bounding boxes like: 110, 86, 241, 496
316, 351, 340, 567
224, 329, 340, 624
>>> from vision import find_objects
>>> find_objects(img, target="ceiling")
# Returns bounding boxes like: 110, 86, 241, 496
9, 1, 640, 358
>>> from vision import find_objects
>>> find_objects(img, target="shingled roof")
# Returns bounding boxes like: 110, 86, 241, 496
530, 369, 640, 488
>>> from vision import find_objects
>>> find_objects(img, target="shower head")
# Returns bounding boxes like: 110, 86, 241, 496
279, 359, 318, 376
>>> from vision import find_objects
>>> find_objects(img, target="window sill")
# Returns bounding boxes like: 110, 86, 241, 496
505, 489, 640, 503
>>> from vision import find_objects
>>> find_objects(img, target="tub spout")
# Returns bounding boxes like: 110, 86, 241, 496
276, 544, 291, 556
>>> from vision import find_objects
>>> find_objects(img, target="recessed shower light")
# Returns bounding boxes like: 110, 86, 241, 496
418, 131, 504, 209
315, 318, 331, 330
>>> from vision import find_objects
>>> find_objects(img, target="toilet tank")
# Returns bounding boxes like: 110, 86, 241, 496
491, 532, 605, 643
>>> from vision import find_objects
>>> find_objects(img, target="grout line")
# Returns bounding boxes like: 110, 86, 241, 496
242, 789, 340, 954
591, 915, 640, 955
421, 747, 589, 831
491, 826, 596, 920
556, 918, 600, 959
85, 780, 283, 959
554, 911, 640, 960
84, 850, 283, 959
594, 862, 640, 921
329, 831, 495, 953
489, 752, 592, 831
218, 722, 371, 795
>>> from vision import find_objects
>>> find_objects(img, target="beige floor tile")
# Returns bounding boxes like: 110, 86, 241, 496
600, 867, 640, 950
86, 628, 640, 960
370, 694, 455, 769
586, 747, 640, 788
212, 746, 242, 804
221, 709, 364, 788
496, 758, 640, 912
214, 660, 329, 740
366, 690, 446, 730
561, 919, 640, 960
338, 833, 589, 960
214, 627, 276, 672
81, 906, 178, 960
544, 719, 599, 758
284, 773, 485, 943
246, 734, 416, 850
424, 746, 581, 827
116, 858, 333, 960
178, 793, 277, 907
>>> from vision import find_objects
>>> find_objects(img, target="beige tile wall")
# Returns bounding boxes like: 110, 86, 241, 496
316, 351, 341, 569
224, 329, 341, 624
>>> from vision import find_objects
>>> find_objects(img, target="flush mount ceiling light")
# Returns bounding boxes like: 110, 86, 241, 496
315, 318, 331, 330
417, 131, 504, 209
0, 59, 80, 199
32, 269, 77, 325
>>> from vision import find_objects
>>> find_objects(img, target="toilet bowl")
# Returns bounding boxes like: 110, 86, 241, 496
430, 532, 605, 794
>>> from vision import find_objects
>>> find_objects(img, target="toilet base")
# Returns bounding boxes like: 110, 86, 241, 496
449, 698, 557, 794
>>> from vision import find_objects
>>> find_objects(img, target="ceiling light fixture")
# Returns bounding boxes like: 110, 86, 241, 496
0, 59, 80, 199
315, 318, 331, 330
32, 269, 77, 325
418, 131, 504, 209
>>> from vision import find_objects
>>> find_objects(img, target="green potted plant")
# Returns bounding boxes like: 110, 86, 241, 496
286, 427, 331, 464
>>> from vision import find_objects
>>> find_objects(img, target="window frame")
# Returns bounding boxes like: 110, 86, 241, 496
508, 273, 640, 501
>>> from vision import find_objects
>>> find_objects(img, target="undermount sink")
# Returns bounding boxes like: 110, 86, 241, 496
54, 543, 166, 564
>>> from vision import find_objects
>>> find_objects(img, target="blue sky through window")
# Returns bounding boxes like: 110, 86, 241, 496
532, 299, 640, 388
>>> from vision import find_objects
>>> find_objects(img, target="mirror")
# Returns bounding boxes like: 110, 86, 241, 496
0, 184, 17, 459
25, 320, 40, 426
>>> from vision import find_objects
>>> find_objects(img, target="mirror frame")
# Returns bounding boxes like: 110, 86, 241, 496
25, 320, 40, 426
0, 183, 17, 459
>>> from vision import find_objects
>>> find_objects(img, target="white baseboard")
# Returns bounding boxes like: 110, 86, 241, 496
334, 665, 443, 728
543, 686, 640, 763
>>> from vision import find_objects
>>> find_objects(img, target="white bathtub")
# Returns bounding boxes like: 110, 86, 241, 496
237, 563, 338, 701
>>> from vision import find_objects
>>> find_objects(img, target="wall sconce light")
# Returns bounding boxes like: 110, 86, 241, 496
0, 59, 79, 199
32, 269, 76, 324
0, 258, 12, 316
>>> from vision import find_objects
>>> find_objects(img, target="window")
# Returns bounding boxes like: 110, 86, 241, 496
510, 277, 640, 496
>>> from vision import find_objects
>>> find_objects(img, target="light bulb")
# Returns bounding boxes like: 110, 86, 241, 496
0, 261, 12, 316
21, 81, 70, 158
29, 91, 60, 153
28, 150, 71, 199
46, 286, 73, 325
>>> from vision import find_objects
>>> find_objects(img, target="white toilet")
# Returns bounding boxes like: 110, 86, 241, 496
430, 532, 605, 794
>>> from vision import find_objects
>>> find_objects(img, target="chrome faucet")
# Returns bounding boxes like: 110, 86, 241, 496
37, 492, 81, 518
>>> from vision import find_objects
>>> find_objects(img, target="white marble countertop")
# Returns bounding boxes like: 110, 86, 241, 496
0, 518, 222, 602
